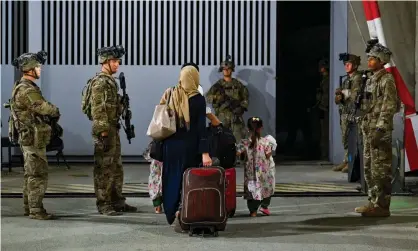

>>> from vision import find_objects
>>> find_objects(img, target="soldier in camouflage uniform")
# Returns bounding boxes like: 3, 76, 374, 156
333, 54, 362, 172
354, 39, 398, 217
8, 51, 60, 220
206, 56, 249, 142
314, 59, 330, 160
87, 45, 136, 215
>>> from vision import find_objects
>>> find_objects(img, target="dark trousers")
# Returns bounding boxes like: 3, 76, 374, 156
153, 196, 162, 207
247, 197, 272, 212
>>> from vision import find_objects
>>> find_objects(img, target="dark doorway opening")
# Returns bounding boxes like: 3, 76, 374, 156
276, 1, 331, 161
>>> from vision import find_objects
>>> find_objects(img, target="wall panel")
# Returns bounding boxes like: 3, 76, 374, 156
1, 0, 28, 65
40, 0, 273, 66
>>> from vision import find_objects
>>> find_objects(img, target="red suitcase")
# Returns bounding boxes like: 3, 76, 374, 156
225, 168, 237, 217
179, 166, 227, 237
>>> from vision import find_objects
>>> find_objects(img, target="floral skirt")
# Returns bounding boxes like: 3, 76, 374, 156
148, 159, 163, 201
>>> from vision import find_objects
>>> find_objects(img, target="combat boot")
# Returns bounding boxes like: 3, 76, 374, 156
115, 203, 137, 213
332, 163, 346, 171
354, 201, 373, 213
29, 210, 54, 220
25, 206, 49, 217
361, 207, 391, 217
100, 207, 123, 216
341, 164, 349, 173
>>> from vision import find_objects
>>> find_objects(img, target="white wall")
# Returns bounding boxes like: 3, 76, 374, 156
41, 65, 276, 156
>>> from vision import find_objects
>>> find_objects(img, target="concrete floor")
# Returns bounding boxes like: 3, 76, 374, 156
1, 163, 360, 194
2, 197, 418, 251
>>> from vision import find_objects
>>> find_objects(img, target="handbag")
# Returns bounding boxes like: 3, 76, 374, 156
146, 88, 176, 140
149, 140, 164, 162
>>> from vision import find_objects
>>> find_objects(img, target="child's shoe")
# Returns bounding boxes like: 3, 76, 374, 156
250, 212, 257, 217
259, 207, 271, 216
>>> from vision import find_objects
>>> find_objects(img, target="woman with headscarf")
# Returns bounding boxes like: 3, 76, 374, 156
159, 64, 213, 227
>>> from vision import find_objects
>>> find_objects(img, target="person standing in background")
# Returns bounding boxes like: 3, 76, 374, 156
333, 53, 362, 173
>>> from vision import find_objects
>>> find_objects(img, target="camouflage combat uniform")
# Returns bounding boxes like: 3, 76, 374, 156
355, 40, 398, 217
87, 46, 136, 215
333, 54, 362, 172
206, 56, 249, 142
9, 52, 60, 220
316, 59, 330, 160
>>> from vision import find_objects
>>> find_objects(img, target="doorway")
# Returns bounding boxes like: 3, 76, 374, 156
276, 1, 331, 161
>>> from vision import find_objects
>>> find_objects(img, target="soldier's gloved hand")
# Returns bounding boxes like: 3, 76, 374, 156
101, 135, 111, 152
335, 88, 342, 95
371, 129, 385, 148
335, 94, 343, 104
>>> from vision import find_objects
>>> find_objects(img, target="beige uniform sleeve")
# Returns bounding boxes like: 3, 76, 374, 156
376, 73, 398, 131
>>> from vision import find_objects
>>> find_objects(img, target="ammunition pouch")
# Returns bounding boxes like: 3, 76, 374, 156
8, 117, 19, 145
33, 123, 52, 149
18, 125, 33, 146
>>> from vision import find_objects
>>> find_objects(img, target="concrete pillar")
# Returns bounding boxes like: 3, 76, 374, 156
329, 1, 348, 164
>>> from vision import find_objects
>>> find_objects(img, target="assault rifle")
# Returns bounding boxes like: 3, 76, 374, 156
337, 74, 348, 112
339, 74, 348, 88
118, 72, 135, 144
347, 70, 371, 123
218, 87, 245, 123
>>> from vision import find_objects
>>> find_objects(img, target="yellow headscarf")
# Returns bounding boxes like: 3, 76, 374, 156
159, 65, 200, 128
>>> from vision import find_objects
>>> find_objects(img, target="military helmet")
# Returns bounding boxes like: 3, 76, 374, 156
318, 58, 329, 70
338, 53, 361, 67
365, 39, 392, 64
12, 51, 47, 72
97, 45, 125, 64
219, 55, 235, 72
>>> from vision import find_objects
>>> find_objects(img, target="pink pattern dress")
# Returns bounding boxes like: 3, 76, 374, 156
237, 137, 274, 201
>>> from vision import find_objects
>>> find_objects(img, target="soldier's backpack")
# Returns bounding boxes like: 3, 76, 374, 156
81, 74, 105, 120
207, 123, 237, 168
5, 81, 29, 144
81, 77, 97, 121
5, 99, 19, 145
81, 73, 115, 120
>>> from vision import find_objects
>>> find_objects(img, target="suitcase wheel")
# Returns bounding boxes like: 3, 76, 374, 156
189, 226, 219, 237
228, 209, 236, 218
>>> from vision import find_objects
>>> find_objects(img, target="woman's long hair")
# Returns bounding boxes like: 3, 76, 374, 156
247, 117, 263, 149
